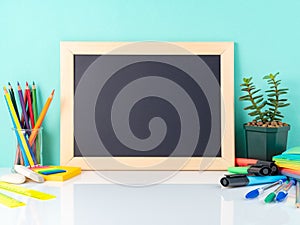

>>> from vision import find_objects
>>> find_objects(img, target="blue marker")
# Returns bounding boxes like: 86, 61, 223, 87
245, 178, 286, 199
276, 179, 296, 202
220, 174, 287, 187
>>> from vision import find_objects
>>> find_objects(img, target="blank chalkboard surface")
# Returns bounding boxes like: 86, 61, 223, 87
60, 42, 234, 170
74, 55, 220, 157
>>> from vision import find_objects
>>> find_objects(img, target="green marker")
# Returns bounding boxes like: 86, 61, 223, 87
228, 166, 272, 176
228, 166, 249, 174
264, 181, 287, 203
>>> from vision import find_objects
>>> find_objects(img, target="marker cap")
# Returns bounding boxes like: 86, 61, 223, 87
247, 165, 272, 176
256, 161, 278, 175
220, 174, 249, 187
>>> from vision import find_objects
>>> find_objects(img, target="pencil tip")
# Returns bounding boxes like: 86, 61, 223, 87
26, 81, 28, 86
17, 81, 20, 85
51, 89, 55, 96
33, 81, 35, 85
8, 82, 11, 86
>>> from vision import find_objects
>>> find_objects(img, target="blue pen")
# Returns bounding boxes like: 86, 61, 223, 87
276, 179, 296, 202
220, 174, 287, 187
245, 178, 286, 199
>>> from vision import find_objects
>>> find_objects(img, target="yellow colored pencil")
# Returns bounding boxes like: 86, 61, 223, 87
4, 87, 35, 166
29, 90, 55, 146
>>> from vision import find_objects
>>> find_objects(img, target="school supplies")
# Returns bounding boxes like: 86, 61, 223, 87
276, 179, 295, 202
273, 146, 300, 170
38, 169, 66, 175
3, 87, 34, 166
14, 165, 44, 183
4, 82, 54, 167
296, 181, 300, 208
235, 158, 258, 166
29, 89, 55, 146
32, 82, 38, 124
0, 192, 26, 208
8, 82, 20, 121
25, 82, 35, 128
220, 174, 286, 187
32, 82, 41, 162
0, 181, 55, 200
264, 181, 287, 203
279, 168, 300, 180
235, 158, 278, 174
0, 173, 26, 184
228, 166, 272, 176
245, 178, 286, 199
31, 166, 81, 181
17, 82, 30, 130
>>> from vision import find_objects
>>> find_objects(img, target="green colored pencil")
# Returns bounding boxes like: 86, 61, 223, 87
32, 82, 41, 164
32, 82, 38, 124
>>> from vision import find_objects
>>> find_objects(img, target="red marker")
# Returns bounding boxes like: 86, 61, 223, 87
235, 158, 259, 166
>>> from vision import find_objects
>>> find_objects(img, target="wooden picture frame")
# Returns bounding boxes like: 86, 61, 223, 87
60, 42, 234, 170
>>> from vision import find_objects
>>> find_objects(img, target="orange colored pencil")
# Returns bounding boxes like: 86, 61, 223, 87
29, 90, 55, 146
25, 82, 35, 129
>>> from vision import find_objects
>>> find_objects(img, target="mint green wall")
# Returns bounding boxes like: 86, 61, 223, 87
1, 0, 300, 166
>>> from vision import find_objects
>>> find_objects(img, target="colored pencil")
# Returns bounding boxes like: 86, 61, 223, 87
17, 82, 30, 130
25, 82, 35, 129
14, 145, 24, 166
29, 90, 55, 146
3, 87, 33, 166
32, 82, 38, 124
5, 87, 27, 166
31, 82, 40, 162
10, 114, 26, 166
20, 90, 28, 129
8, 82, 20, 121
8, 82, 23, 164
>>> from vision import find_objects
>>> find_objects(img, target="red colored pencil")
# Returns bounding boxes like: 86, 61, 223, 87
25, 82, 35, 128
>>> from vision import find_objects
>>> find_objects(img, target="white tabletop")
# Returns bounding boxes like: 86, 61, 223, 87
0, 169, 298, 225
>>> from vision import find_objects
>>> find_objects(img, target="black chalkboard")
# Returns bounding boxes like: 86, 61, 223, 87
73, 55, 221, 158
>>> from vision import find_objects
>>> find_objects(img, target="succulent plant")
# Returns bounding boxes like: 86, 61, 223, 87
240, 72, 290, 124
263, 72, 290, 121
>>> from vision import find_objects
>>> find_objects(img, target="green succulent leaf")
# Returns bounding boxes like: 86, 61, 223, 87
239, 96, 251, 101
249, 111, 259, 116
244, 105, 255, 110
278, 88, 289, 92
278, 91, 288, 95
278, 103, 290, 107
253, 95, 263, 100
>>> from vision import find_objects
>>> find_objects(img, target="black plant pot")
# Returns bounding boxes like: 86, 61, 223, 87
244, 124, 290, 161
